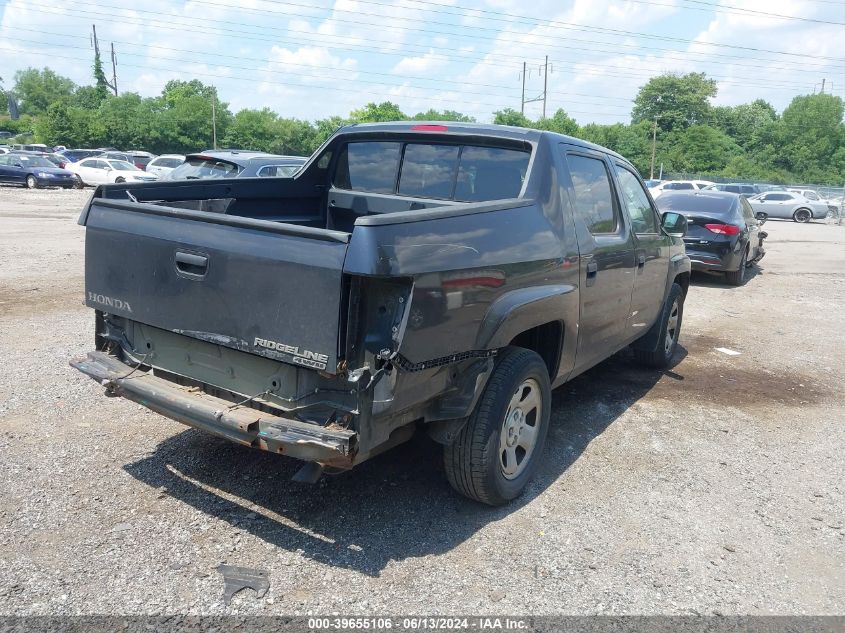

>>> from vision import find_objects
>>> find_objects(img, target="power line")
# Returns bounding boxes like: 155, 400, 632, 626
0, 44, 632, 120
11, 3, 840, 94
19, 0, 845, 71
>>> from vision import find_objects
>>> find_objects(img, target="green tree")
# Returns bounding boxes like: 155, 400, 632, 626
492, 108, 532, 127
709, 99, 777, 152
349, 101, 407, 123
222, 108, 279, 151
314, 116, 350, 146
158, 80, 232, 152
534, 108, 580, 136
271, 117, 317, 155
36, 101, 103, 147
663, 125, 742, 173
632, 72, 717, 132
92, 51, 111, 104
412, 109, 475, 122
579, 121, 653, 175
772, 93, 845, 182
13, 68, 76, 115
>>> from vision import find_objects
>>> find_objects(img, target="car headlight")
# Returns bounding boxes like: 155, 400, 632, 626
36, 171, 52, 178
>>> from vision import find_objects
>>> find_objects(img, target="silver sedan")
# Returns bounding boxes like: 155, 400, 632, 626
747, 191, 828, 223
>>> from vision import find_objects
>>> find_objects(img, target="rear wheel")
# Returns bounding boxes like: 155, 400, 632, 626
444, 347, 551, 506
632, 283, 684, 369
725, 248, 747, 286
793, 208, 811, 223
26, 175, 38, 189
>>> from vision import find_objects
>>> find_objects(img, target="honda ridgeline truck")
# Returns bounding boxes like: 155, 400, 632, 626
72, 123, 691, 505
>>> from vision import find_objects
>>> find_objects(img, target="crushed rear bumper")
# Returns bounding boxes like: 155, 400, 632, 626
70, 351, 357, 467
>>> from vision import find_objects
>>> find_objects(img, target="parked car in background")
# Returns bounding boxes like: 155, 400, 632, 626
66, 158, 159, 186
0, 146, 10, 154
748, 191, 828, 222
0, 153, 80, 189
11, 143, 49, 152
657, 191, 766, 285
643, 179, 664, 188
703, 183, 762, 197
98, 151, 157, 170
165, 151, 307, 180
788, 188, 839, 215
145, 154, 185, 178
649, 180, 715, 199
12, 150, 71, 170
58, 149, 103, 163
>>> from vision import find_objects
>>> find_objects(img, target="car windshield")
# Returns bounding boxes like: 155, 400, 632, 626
14, 156, 55, 168
108, 160, 139, 171
168, 157, 242, 180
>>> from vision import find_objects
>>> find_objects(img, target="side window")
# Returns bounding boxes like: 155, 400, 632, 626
453, 146, 528, 202
566, 154, 618, 235
740, 198, 755, 221
615, 165, 658, 234
334, 142, 401, 193
398, 144, 459, 199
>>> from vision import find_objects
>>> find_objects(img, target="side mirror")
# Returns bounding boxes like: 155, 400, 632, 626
755, 211, 768, 224
661, 211, 687, 237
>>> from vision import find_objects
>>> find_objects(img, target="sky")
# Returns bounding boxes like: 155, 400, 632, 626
0, 0, 843, 125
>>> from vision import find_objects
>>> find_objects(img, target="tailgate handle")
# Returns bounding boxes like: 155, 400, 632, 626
175, 251, 209, 279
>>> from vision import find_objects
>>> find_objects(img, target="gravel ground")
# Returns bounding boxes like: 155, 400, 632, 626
0, 185, 843, 616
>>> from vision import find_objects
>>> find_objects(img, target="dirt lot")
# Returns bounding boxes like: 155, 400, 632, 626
0, 186, 843, 615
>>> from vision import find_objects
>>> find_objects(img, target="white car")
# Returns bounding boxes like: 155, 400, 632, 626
145, 154, 185, 178
788, 188, 839, 214
66, 158, 159, 186
649, 180, 714, 199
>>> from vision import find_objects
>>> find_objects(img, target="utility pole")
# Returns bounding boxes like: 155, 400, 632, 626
91, 25, 117, 96
520, 57, 551, 118
542, 55, 549, 119
650, 118, 658, 179
520, 62, 526, 115
110, 43, 118, 96
821, 78, 826, 94
211, 90, 217, 150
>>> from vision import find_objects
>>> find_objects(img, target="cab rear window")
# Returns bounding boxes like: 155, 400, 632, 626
334, 141, 529, 202
168, 157, 242, 180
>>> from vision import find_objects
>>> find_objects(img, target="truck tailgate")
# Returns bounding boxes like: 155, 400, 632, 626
83, 199, 349, 372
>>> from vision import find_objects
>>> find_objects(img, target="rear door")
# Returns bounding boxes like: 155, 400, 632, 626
613, 163, 670, 336
562, 147, 636, 373
83, 200, 350, 372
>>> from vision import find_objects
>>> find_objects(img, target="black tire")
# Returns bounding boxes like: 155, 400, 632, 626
725, 248, 747, 286
26, 175, 38, 189
72, 175, 84, 189
632, 283, 684, 369
793, 208, 811, 223
444, 347, 551, 506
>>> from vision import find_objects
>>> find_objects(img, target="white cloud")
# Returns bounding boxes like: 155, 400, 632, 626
393, 51, 449, 76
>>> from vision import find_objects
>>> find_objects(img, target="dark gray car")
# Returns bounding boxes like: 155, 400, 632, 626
165, 151, 307, 180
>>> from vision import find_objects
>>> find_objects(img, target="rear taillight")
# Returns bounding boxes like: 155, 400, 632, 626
704, 223, 741, 236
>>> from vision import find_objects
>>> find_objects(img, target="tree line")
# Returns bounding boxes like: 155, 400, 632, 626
2, 67, 843, 185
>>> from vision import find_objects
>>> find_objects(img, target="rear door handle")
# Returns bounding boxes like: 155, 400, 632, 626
586, 260, 598, 286
175, 251, 209, 279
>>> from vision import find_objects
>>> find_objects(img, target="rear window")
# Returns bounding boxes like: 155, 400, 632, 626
335, 141, 528, 202
656, 192, 737, 217
154, 157, 183, 168
335, 142, 401, 193
169, 157, 242, 180
133, 156, 153, 167
257, 164, 303, 178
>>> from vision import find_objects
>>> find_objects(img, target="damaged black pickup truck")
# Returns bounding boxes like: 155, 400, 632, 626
72, 122, 691, 505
